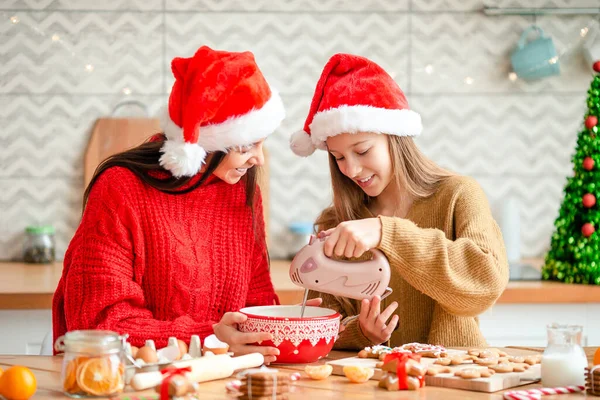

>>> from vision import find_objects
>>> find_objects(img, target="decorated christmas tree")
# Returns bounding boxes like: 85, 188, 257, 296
542, 62, 600, 285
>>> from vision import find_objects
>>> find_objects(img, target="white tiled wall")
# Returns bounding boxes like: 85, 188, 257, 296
1, 0, 598, 260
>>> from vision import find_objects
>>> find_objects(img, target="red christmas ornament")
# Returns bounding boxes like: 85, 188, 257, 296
583, 157, 595, 171
583, 193, 597, 208
594, 61, 600, 73
586, 115, 598, 129
582, 223, 595, 237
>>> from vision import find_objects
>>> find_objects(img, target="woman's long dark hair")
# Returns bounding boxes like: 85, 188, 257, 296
83, 133, 258, 212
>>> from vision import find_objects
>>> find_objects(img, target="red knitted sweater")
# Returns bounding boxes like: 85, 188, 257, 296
52, 166, 278, 349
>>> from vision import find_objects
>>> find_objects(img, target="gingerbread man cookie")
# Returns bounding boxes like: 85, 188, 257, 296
426, 365, 452, 376
454, 368, 496, 379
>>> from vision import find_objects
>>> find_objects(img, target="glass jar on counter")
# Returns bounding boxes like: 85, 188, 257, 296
54, 330, 126, 398
288, 222, 315, 259
541, 323, 588, 387
23, 225, 56, 263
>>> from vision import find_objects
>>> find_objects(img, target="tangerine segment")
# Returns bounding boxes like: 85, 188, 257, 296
305, 364, 333, 380
343, 365, 374, 383
75, 356, 124, 396
63, 356, 89, 393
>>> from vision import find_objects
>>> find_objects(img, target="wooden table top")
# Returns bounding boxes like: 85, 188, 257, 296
2, 258, 600, 309
0, 347, 596, 399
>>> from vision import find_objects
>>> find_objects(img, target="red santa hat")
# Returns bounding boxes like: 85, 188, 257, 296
160, 46, 285, 177
290, 53, 422, 157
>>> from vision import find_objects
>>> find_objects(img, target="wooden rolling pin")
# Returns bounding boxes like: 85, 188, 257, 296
130, 353, 264, 391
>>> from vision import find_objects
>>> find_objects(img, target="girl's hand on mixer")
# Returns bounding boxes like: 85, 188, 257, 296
213, 312, 280, 364
319, 218, 382, 258
357, 295, 399, 345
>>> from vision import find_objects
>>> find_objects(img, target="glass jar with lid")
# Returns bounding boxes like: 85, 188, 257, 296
288, 222, 314, 259
54, 330, 126, 398
23, 225, 56, 263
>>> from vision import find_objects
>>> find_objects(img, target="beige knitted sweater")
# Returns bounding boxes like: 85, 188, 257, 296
309, 175, 509, 349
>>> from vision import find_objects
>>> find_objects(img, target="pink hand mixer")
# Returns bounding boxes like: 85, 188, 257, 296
289, 234, 393, 318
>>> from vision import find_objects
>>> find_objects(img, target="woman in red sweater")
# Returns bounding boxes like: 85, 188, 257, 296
52, 46, 296, 363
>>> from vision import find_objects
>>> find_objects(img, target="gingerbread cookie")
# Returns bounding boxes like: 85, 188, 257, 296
238, 370, 290, 399
488, 362, 531, 374
489, 363, 514, 373
240, 372, 290, 384
358, 345, 392, 359
382, 357, 427, 377
488, 348, 508, 357
474, 357, 499, 366
378, 372, 421, 391
454, 368, 495, 379
380, 347, 412, 360
239, 384, 289, 396
239, 395, 288, 400
426, 365, 452, 376
468, 348, 508, 358
399, 343, 448, 358
511, 363, 529, 373
524, 355, 542, 365
435, 356, 472, 366
378, 372, 400, 391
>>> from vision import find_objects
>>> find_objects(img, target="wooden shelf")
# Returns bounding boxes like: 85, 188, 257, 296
1, 258, 600, 309
0, 262, 63, 309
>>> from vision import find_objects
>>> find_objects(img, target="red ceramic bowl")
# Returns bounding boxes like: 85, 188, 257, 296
238, 305, 341, 364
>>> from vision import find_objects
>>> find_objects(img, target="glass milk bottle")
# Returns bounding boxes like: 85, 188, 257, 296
541, 323, 588, 387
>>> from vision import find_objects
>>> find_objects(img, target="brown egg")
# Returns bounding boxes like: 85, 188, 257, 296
136, 345, 158, 364
130, 346, 139, 359
204, 345, 229, 355
177, 339, 188, 358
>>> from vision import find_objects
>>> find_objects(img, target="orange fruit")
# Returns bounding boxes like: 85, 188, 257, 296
76, 357, 123, 396
0, 366, 37, 399
594, 347, 600, 366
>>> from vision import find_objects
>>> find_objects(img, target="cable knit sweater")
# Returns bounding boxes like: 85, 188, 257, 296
52, 167, 278, 350
310, 175, 509, 349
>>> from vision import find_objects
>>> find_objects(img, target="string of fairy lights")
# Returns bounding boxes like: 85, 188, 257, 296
2, 10, 600, 91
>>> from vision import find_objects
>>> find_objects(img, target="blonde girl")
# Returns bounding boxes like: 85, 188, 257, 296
289, 53, 509, 349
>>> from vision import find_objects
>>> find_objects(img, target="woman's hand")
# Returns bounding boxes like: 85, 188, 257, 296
212, 312, 280, 364
357, 295, 398, 345
319, 218, 382, 258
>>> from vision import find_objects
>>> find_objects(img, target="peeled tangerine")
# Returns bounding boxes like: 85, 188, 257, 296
594, 347, 600, 366
305, 364, 333, 380
343, 365, 374, 383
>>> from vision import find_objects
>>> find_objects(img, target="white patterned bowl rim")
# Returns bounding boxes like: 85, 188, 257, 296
239, 305, 339, 320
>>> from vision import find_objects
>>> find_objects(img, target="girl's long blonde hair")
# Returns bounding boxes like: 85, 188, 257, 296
315, 135, 455, 232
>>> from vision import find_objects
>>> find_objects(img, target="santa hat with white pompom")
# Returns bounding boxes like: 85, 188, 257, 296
290, 53, 422, 157
159, 46, 285, 178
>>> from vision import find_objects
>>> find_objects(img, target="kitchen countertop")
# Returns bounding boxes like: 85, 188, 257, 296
0, 347, 596, 399
1, 258, 600, 309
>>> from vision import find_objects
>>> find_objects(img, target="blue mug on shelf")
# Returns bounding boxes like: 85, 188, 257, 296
511, 25, 560, 80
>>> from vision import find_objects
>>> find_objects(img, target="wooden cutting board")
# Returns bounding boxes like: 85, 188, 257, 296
326, 348, 541, 393
83, 116, 271, 235
84, 117, 161, 188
